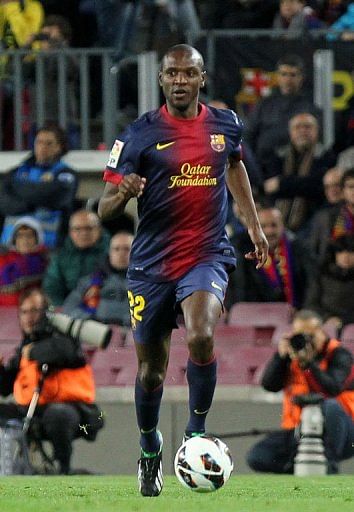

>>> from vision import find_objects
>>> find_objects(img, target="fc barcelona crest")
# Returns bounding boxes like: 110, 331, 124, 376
210, 134, 225, 152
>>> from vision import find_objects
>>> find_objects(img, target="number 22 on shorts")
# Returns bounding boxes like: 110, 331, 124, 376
127, 290, 146, 328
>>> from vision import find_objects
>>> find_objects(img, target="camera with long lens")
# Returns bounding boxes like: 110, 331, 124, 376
46, 311, 112, 350
289, 333, 313, 352
32, 33, 50, 42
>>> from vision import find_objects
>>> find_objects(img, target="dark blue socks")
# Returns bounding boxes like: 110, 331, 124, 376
135, 377, 163, 454
185, 356, 217, 436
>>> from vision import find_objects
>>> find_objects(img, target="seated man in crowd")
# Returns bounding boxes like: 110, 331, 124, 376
0, 288, 104, 474
0, 216, 48, 306
226, 205, 312, 310
244, 54, 319, 173
305, 235, 354, 334
263, 111, 336, 234
62, 231, 133, 326
43, 209, 110, 306
247, 309, 354, 474
309, 168, 354, 262
0, 123, 77, 248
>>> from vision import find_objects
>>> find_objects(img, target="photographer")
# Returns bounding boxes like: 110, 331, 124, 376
0, 287, 104, 474
247, 309, 354, 474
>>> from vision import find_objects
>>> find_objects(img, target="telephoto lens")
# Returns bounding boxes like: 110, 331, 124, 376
46, 311, 112, 349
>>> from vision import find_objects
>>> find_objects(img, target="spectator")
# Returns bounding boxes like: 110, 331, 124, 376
263, 112, 336, 233
198, 1, 278, 30
247, 309, 354, 474
62, 231, 133, 326
272, 0, 324, 36
337, 144, 354, 171
244, 54, 319, 173
0, 216, 48, 306
309, 168, 354, 261
0, 123, 78, 248
317, 0, 350, 26
226, 206, 311, 309
0, 287, 104, 474
0, 0, 44, 149
321, 166, 345, 206
23, 15, 80, 148
305, 235, 354, 332
43, 209, 110, 306
327, 1, 354, 39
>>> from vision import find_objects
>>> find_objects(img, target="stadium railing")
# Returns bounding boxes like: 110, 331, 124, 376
0, 29, 352, 151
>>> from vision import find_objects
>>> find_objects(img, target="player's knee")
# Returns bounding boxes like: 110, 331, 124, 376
138, 364, 165, 391
187, 329, 214, 361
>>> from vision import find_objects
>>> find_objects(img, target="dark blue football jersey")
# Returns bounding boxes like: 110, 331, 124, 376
104, 103, 243, 282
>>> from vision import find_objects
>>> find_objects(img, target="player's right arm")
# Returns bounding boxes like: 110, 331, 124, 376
98, 174, 146, 221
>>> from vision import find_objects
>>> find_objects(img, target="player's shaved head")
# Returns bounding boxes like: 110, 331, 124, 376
161, 44, 204, 71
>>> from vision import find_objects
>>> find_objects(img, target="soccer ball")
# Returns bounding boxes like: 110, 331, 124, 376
174, 436, 233, 492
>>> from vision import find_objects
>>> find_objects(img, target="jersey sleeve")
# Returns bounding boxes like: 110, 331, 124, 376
103, 126, 141, 185
228, 110, 244, 161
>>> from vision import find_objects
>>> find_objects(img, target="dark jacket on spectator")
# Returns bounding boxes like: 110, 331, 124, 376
226, 231, 312, 309
244, 88, 320, 170
0, 155, 77, 247
62, 256, 130, 326
43, 231, 110, 306
305, 253, 354, 327
266, 143, 336, 232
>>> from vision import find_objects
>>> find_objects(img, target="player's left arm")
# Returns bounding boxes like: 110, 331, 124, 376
226, 157, 268, 269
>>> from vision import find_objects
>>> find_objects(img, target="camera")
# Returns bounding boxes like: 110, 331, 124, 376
289, 333, 313, 352
46, 311, 112, 350
32, 33, 50, 42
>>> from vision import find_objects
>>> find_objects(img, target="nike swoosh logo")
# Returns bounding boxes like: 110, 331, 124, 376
211, 281, 222, 292
156, 141, 176, 150
194, 408, 209, 415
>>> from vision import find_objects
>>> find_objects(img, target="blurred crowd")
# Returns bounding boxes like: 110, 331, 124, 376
0, 0, 353, 335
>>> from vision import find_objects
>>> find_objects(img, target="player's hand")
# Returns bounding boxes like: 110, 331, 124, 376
119, 173, 146, 200
278, 334, 292, 358
245, 227, 269, 269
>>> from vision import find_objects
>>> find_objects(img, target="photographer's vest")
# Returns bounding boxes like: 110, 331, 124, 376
282, 339, 354, 429
13, 358, 95, 406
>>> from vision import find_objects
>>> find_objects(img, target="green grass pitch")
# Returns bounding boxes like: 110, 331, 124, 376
0, 475, 353, 512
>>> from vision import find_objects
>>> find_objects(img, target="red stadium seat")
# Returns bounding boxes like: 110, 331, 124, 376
213, 324, 256, 348
0, 306, 21, 342
217, 345, 275, 385
0, 342, 18, 362
165, 345, 189, 385
90, 345, 139, 386
228, 302, 292, 344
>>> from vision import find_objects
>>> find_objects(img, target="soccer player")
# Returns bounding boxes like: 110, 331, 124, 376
98, 44, 268, 497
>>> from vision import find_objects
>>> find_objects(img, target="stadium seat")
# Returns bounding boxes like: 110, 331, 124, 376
90, 345, 139, 386
228, 302, 292, 344
341, 324, 354, 354
217, 345, 275, 385
112, 347, 138, 386
0, 342, 18, 362
165, 345, 189, 385
213, 324, 256, 347
0, 306, 21, 343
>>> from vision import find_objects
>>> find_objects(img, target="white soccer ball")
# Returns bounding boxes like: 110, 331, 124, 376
174, 436, 234, 492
